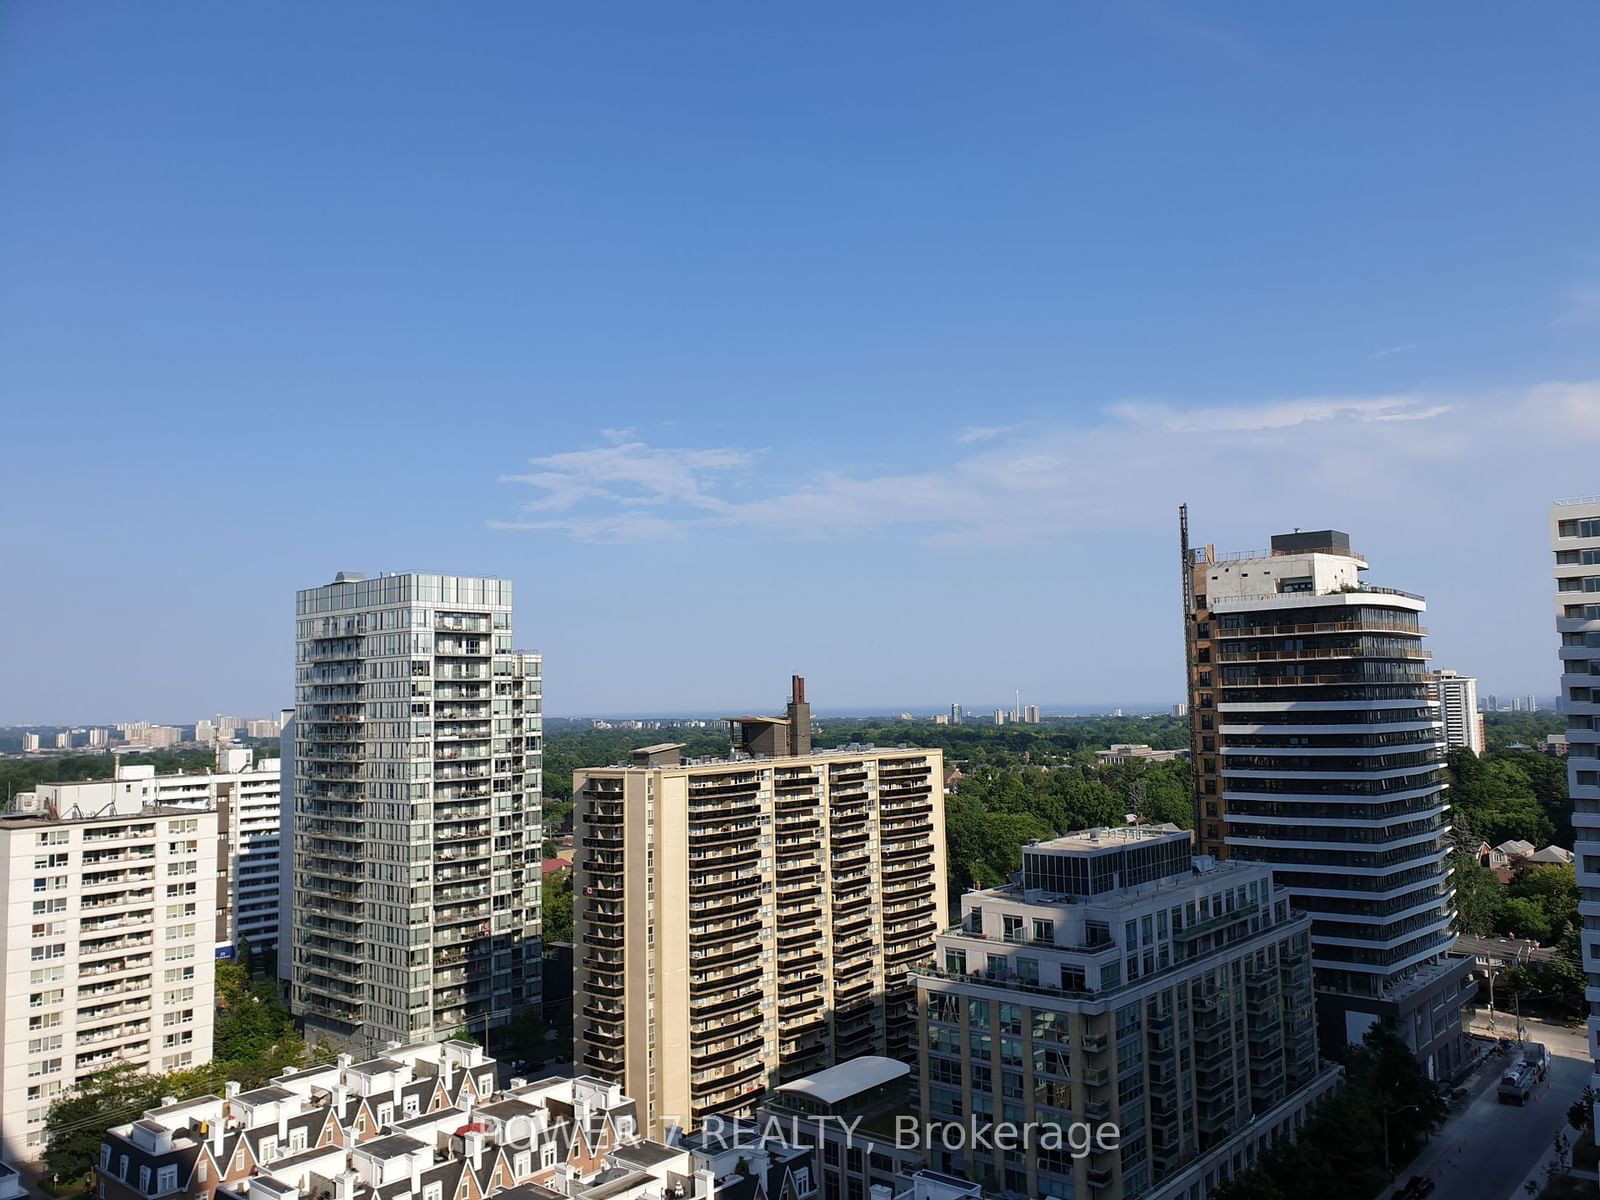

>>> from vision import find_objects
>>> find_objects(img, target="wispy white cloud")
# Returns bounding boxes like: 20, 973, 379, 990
955, 424, 1021, 444
1106, 395, 1447, 434
493, 381, 1593, 546
1371, 343, 1417, 360
498, 440, 753, 516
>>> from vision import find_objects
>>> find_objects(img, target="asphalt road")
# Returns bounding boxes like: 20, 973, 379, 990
1386, 1017, 1590, 1200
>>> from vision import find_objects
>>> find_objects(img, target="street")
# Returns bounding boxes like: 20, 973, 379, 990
1390, 1017, 1590, 1200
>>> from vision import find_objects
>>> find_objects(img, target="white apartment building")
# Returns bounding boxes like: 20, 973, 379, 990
1430, 669, 1485, 756
1553, 499, 1600, 1103
292, 572, 542, 1050
25, 750, 284, 961
0, 791, 218, 1166
20, 735, 38, 754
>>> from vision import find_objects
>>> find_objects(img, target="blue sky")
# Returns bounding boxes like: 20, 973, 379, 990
3, 2, 1598, 722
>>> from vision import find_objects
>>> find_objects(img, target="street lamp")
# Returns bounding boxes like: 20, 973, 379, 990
1384, 1104, 1422, 1179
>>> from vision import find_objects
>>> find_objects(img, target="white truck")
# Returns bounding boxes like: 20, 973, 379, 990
1498, 1061, 1535, 1105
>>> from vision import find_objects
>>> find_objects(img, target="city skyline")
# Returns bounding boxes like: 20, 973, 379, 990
4, 4, 1599, 721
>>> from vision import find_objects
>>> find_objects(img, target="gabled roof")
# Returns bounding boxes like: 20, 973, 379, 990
1527, 845, 1574, 864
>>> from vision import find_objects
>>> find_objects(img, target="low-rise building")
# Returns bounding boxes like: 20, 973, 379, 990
752, 1057, 922, 1200
915, 826, 1338, 1200
1093, 745, 1182, 767
98, 1043, 738, 1200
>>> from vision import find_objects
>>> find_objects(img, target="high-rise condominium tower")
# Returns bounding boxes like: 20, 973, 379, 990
1553, 499, 1600, 1100
573, 677, 947, 1136
0, 792, 217, 1166
1429, 669, 1484, 756
292, 572, 542, 1049
1181, 523, 1473, 1075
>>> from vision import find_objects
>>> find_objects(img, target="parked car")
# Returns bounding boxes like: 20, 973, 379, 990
1399, 1176, 1436, 1199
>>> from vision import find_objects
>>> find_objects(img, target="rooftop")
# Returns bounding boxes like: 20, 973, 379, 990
605, 1141, 680, 1169
772, 1057, 909, 1107
349, 1058, 405, 1075
352, 1134, 427, 1161
595, 742, 935, 771
1031, 825, 1189, 854
235, 1086, 296, 1106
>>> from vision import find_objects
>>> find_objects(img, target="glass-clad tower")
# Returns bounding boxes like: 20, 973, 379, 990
1553, 500, 1600, 1104
292, 572, 542, 1048
1184, 528, 1473, 1078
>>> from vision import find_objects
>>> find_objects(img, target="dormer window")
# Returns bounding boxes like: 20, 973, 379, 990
157, 1166, 178, 1195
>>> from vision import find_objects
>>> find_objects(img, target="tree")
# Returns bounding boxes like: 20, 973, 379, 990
1453, 851, 1505, 935
1508, 864, 1578, 939
1497, 897, 1553, 945
501, 1006, 549, 1067
543, 867, 573, 944
1567, 1086, 1598, 1133
45, 1065, 169, 1181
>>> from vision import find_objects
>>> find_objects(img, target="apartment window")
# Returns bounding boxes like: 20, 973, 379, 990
29, 1036, 62, 1054
156, 1167, 178, 1195
1033, 918, 1054, 943
27, 1058, 61, 1078
36, 831, 68, 846
31, 943, 65, 961
423, 1185, 442, 1200
1002, 915, 1024, 943
100, 1146, 111, 1171
945, 949, 966, 975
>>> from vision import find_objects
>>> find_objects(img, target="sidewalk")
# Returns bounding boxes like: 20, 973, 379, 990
1506, 1115, 1588, 1199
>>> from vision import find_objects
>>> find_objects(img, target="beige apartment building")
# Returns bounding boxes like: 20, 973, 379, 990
0, 791, 218, 1167
573, 677, 947, 1136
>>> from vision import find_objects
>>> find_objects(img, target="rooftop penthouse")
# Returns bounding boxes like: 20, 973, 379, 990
925, 826, 1308, 1003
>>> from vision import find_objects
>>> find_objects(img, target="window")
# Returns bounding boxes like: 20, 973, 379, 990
156, 1166, 178, 1194
1032, 918, 1054, 944
1002, 914, 1024, 942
